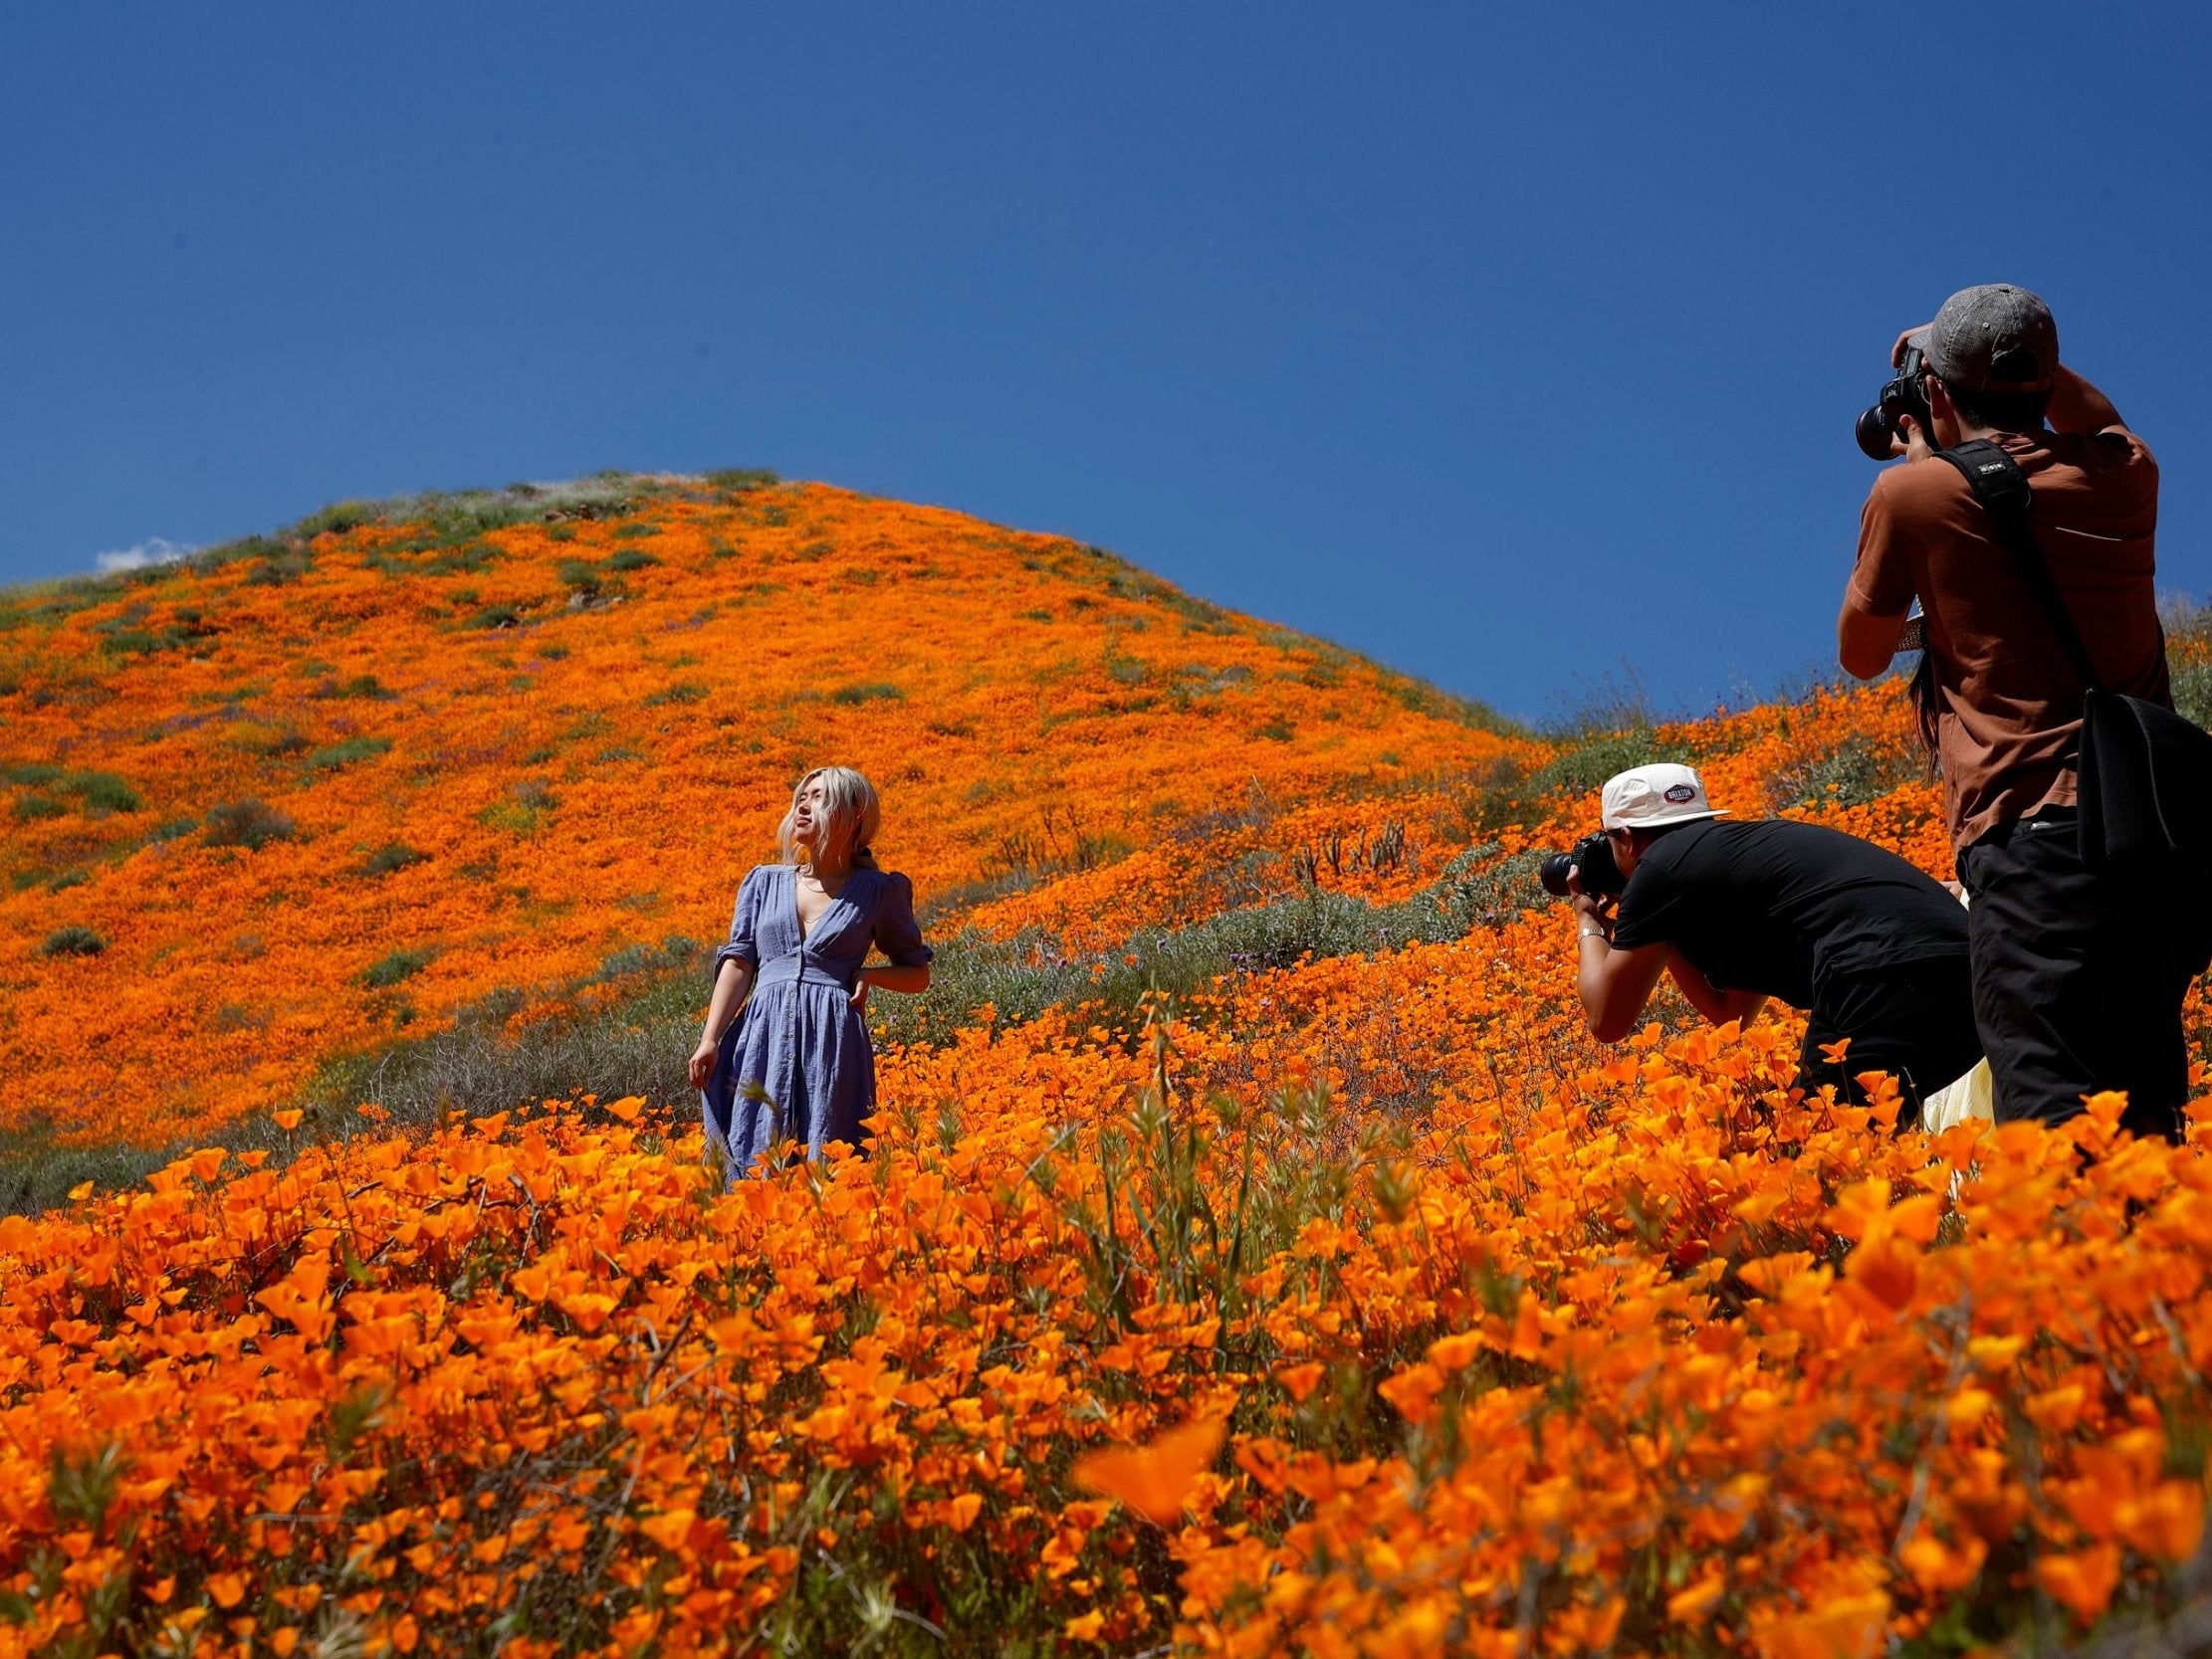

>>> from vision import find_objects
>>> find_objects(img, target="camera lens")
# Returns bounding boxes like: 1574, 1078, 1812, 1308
1855, 405, 1895, 461
1538, 853, 1576, 898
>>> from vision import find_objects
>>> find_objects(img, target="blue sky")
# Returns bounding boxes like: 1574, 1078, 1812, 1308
4, 5, 2207, 723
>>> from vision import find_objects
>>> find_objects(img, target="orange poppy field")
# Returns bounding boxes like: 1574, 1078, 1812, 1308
1, 471, 2209, 1656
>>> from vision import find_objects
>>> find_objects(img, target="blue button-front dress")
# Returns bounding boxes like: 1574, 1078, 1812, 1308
699, 864, 933, 1180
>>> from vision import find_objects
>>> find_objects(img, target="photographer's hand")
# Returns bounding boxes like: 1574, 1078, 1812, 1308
1570, 889, 1613, 943
1894, 410, 1934, 464
1892, 323, 1933, 369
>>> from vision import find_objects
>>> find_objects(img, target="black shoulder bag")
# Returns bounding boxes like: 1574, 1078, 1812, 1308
1934, 437, 2212, 872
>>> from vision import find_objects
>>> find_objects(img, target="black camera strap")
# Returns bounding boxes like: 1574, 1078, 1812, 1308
1932, 438, 2107, 697
1935, 438, 2212, 899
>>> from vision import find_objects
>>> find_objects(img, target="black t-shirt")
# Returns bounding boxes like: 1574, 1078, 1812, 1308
1608, 820, 1967, 1010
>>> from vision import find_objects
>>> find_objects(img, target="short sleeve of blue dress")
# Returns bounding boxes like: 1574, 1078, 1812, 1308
700, 865, 933, 1181
873, 872, 934, 967
713, 866, 769, 975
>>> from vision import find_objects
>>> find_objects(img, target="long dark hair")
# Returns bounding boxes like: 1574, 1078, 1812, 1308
1906, 640, 1941, 765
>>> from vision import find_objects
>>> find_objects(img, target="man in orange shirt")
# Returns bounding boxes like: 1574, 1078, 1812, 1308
1837, 284, 2200, 1141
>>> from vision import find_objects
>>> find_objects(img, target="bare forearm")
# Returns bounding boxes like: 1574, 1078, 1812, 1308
2046, 364, 2122, 435
1838, 596, 1907, 682
859, 963, 931, 995
1576, 938, 1615, 1032
701, 958, 755, 1041
1667, 953, 1764, 1026
1578, 932, 1667, 1045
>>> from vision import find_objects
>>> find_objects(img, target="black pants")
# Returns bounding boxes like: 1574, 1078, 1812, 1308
1797, 954, 1983, 1125
1958, 808, 2209, 1141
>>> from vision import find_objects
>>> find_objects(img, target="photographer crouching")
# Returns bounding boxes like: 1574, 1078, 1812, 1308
1553, 763, 1983, 1121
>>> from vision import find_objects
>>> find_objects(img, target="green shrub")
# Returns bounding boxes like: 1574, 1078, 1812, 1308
1764, 732, 1922, 814
361, 948, 435, 988
364, 843, 427, 876
479, 803, 538, 837
2176, 657, 2212, 733
2169, 601, 2212, 730
1453, 730, 1665, 838
39, 927, 106, 958
3, 764, 62, 786
202, 799, 296, 851
1427, 847, 1551, 931
705, 468, 779, 494
481, 780, 555, 837
469, 605, 521, 631
59, 772, 141, 815
0, 1117, 245, 1216
588, 936, 702, 984
1523, 729, 1663, 799
292, 500, 378, 539
308, 737, 393, 771
315, 674, 390, 700
12, 795, 66, 822
245, 550, 314, 586
830, 683, 903, 706
603, 548, 659, 573
145, 816, 197, 843
192, 533, 281, 571
416, 542, 499, 577
644, 682, 709, 708
1103, 649, 1148, 687
556, 559, 603, 596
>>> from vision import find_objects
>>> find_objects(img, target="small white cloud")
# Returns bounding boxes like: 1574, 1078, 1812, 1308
95, 537, 196, 574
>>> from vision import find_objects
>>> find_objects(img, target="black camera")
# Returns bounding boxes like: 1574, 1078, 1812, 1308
1538, 832, 1627, 901
1855, 343, 1932, 460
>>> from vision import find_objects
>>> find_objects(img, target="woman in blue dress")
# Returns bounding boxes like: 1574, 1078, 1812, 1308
686, 766, 934, 1179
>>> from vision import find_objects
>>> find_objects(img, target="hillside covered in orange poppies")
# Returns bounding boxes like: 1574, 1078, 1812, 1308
2, 472, 1526, 1161
2, 472, 2211, 1658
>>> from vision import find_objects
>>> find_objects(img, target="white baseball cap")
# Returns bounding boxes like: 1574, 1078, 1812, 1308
1601, 762, 1728, 830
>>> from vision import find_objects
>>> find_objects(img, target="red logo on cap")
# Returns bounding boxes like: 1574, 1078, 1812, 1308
1663, 784, 1696, 804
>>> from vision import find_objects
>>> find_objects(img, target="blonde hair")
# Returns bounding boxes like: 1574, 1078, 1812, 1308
777, 765, 882, 871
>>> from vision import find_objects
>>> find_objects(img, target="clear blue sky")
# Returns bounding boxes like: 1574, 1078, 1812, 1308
5, 5, 2208, 723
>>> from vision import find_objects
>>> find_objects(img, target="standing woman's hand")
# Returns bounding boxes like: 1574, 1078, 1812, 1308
691, 956, 754, 1091
687, 1036, 720, 1091
848, 969, 871, 1014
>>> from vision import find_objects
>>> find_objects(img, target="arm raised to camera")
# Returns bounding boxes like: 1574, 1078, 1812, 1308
2045, 364, 2125, 437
